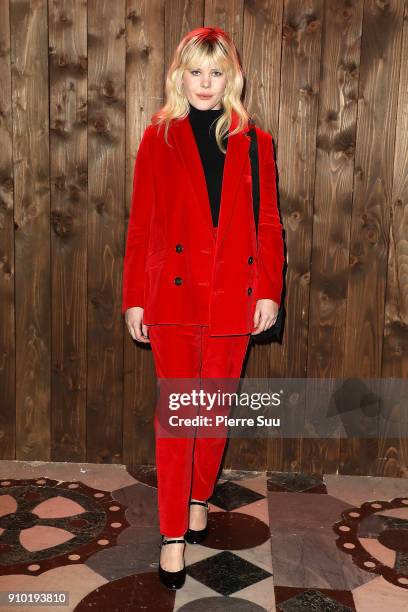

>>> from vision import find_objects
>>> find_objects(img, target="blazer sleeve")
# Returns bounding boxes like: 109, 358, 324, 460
255, 131, 285, 305
122, 126, 155, 315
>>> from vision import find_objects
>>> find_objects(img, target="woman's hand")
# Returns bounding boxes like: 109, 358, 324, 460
125, 306, 150, 343
252, 299, 279, 336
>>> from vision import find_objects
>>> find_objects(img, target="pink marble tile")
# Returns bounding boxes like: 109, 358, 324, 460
353, 575, 408, 611
20, 525, 74, 552
267, 492, 352, 534
0, 565, 107, 612
174, 575, 221, 610
234, 574, 275, 610
184, 544, 221, 566
271, 531, 374, 590
238, 476, 268, 496
235, 538, 273, 572
33, 496, 86, 519
0, 494, 17, 516
236, 499, 270, 525
324, 474, 408, 507
0, 461, 137, 492
358, 537, 396, 568
378, 507, 408, 521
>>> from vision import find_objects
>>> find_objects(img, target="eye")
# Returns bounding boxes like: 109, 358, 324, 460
190, 69, 223, 76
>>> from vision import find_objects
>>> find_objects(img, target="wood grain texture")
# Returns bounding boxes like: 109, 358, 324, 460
302, 0, 363, 475
378, 0, 408, 478
11, 0, 51, 460
341, 0, 405, 475
226, 0, 284, 471
206, 0, 245, 50
123, 0, 166, 472
0, 0, 15, 460
269, 0, 325, 475
49, 0, 88, 462
0, 0, 406, 477
86, 0, 126, 463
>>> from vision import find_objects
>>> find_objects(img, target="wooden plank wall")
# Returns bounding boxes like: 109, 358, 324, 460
0, 0, 407, 477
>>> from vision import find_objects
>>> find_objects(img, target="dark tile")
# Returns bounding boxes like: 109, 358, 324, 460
210, 481, 265, 511
204, 511, 270, 551
186, 550, 271, 596
378, 527, 408, 554
267, 471, 326, 493
275, 586, 355, 611
177, 596, 266, 610
112, 482, 158, 527
267, 492, 352, 535
395, 551, 408, 576
270, 531, 372, 590
358, 514, 408, 539
85, 525, 160, 580
74, 571, 174, 611
220, 470, 266, 482
126, 466, 157, 488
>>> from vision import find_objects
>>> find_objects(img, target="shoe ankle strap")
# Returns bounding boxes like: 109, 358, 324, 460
189, 500, 209, 508
161, 536, 185, 545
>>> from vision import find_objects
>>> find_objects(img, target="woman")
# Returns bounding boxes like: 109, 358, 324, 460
122, 26, 284, 589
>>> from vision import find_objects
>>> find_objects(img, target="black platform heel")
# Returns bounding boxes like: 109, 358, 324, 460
158, 536, 186, 590
184, 500, 209, 544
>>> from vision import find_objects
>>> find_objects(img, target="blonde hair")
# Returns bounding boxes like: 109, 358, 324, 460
151, 27, 251, 154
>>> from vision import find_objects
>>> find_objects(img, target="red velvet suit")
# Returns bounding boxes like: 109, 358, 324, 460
122, 110, 285, 536
122, 110, 284, 334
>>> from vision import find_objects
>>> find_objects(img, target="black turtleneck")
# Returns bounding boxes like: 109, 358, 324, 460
188, 102, 228, 228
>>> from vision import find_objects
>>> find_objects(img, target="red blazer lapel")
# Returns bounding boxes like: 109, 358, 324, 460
169, 109, 250, 248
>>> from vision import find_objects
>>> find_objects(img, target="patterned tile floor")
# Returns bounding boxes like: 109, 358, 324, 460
0, 461, 407, 611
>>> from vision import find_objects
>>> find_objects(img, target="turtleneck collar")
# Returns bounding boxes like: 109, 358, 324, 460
188, 101, 223, 119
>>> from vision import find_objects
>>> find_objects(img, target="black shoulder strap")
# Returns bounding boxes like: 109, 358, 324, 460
247, 124, 260, 245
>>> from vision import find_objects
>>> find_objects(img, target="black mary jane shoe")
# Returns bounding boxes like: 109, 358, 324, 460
158, 536, 186, 590
184, 500, 209, 544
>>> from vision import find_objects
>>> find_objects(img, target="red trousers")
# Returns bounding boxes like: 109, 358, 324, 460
148, 323, 250, 536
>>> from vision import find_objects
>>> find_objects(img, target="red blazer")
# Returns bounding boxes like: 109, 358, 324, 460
122, 110, 285, 335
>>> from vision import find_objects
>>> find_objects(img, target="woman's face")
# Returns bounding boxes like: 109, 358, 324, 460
182, 61, 227, 110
